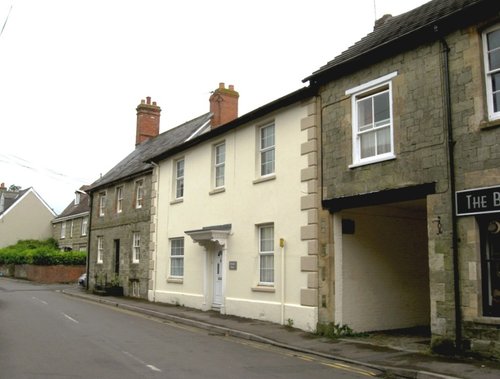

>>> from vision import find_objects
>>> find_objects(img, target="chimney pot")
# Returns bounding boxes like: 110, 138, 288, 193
146, 96, 151, 105
219, 82, 225, 89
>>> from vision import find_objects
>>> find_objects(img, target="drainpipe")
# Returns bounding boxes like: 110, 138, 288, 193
280, 238, 286, 325
86, 193, 94, 291
151, 162, 161, 302
438, 29, 462, 351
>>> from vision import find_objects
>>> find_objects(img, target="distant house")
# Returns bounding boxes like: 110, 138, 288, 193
52, 186, 90, 251
304, 0, 500, 357
0, 183, 56, 248
87, 97, 209, 299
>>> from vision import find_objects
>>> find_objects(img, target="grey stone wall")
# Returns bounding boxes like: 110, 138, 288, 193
88, 173, 152, 299
319, 19, 500, 356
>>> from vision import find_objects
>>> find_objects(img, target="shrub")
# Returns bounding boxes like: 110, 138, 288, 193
0, 239, 86, 266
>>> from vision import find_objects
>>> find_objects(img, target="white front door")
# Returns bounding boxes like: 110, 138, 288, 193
213, 250, 223, 307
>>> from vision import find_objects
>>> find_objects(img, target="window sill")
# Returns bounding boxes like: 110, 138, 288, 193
167, 277, 184, 284
209, 187, 225, 196
170, 198, 183, 205
251, 285, 275, 293
479, 118, 500, 130
253, 174, 276, 185
349, 154, 396, 169
131, 261, 139, 265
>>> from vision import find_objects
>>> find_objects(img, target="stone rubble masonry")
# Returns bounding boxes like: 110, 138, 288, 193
318, 19, 500, 357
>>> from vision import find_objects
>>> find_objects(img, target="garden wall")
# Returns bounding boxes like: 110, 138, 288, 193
0, 264, 85, 284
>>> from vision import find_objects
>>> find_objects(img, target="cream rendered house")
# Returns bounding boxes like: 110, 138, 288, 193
147, 85, 320, 331
0, 186, 56, 248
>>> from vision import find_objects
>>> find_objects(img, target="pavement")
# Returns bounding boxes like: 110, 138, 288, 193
62, 286, 500, 379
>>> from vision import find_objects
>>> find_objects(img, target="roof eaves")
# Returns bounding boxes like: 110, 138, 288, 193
303, 0, 492, 84
147, 86, 315, 163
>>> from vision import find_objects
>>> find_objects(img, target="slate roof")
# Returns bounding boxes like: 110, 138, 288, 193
0, 188, 29, 216
53, 185, 91, 221
88, 112, 212, 192
304, 0, 498, 84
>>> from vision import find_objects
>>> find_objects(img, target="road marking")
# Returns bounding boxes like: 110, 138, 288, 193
122, 351, 162, 373
62, 313, 79, 323
32, 296, 48, 305
321, 362, 376, 377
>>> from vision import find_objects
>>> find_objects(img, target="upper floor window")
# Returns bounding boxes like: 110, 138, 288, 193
346, 71, 397, 167
98, 192, 106, 217
61, 221, 66, 239
214, 142, 225, 188
132, 232, 140, 263
135, 179, 144, 209
97, 236, 104, 264
70, 220, 74, 238
260, 123, 275, 176
170, 238, 184, 277
116, 186, 123, 213
259, 224, 274, 285
81, 217, 88, 236
483, 25, 500, 121
75, 192, 81, 205
175, 158, 185, 199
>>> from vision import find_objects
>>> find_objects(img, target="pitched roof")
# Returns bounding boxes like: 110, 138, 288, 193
0, 187, 56, 219
53, 186, 91, 221
0, 188, 29, 216
304, 0, 498, 84
88, 112, 212, 192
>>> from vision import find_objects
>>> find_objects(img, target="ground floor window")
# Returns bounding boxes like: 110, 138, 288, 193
479, 216, 500, 317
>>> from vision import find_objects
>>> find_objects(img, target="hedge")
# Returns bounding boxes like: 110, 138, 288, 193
0, 239, 86, 266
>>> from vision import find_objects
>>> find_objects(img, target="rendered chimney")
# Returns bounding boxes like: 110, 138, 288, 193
209, 83, 239, 129
136, 96, 161, 146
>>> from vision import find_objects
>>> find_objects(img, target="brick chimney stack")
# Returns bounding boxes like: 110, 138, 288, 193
136, 96, 161, 146
209, 83, 239, 129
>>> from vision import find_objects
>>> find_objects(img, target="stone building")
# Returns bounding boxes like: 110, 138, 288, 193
302, 0, 500, 357
52, 186, 90, 251
86, 90, 234, 299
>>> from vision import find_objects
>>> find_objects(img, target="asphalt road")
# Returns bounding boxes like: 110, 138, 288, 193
0, 278, 379, 378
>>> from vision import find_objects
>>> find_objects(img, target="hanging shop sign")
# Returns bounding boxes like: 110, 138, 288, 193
456, 185, 500, 216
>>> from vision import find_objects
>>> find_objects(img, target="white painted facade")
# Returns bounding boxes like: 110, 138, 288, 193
149, 99, 318, 331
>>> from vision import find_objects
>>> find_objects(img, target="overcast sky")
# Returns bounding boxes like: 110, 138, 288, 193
0, 0, 430, 214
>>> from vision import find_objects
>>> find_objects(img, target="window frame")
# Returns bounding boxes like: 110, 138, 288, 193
214, 142, 226, 189
479, 216, 500, 317
97, 236, 103, 264
98, 192, 106, 217
132, 232, 140, 264
81, 217, 88, 236
61, 221, 66, 239
259, 123, 275, 177
174, 158, 185, 200
483, 24, 500, 121
70, 220, 74, 238
258, 224, 275, 285
135, 179, 144, 209
169, 238, 184, 278
116, 186, 123, 214
347, 72, 397, 168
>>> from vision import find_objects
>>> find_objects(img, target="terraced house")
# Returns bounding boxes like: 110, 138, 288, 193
87, 97, 209, 298
304, 0, 500, 357
145, 84, 319, 331
52, 186, 90, 252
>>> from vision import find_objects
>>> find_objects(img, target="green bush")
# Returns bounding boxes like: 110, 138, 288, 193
0, 239, 86, 266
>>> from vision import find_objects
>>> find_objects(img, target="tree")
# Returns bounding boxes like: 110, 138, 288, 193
8, 184, 21, 192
